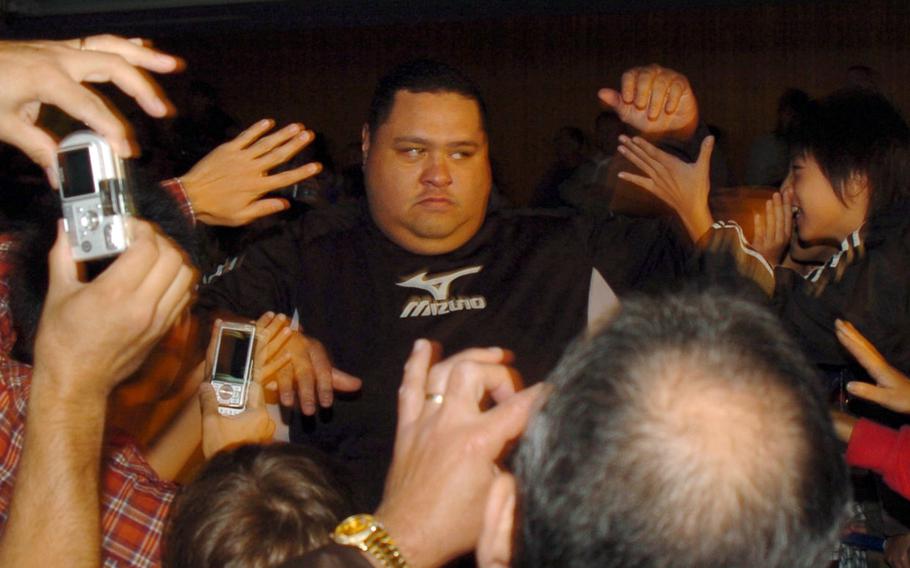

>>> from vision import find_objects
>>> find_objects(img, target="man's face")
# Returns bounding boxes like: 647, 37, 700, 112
363, 90, 492, 255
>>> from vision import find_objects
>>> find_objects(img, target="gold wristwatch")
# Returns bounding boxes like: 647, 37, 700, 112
332, 514, 410, 567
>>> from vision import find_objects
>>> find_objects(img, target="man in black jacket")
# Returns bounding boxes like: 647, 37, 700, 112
201, 60, 701, 508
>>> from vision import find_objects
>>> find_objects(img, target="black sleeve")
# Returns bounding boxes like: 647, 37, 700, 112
277, 543, 374, 568
196, 223, 302, 319
587, 213, 694, 296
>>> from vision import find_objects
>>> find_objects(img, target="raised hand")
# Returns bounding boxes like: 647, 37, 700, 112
617, 134, 715, 241
0, 35, 180, 177
179, 119, 322, 226
837, 319, 910, 414
752, 189, 794, 266
199, 380, 275, 459
375, 339, 545, 568
598, 64, 699, 140
33, 220, 197, 397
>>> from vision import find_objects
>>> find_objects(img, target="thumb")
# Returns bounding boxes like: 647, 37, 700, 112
199, 382, 219, 418
1, 120, 58, 170
697, 136, 715, 168
46, 220, 79, 297
597, 88, 622, 111
482, 382, 550, 452
846, 381, 891, 408
331, 368, 363, 392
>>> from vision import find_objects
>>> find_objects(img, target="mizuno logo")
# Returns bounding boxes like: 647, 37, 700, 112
397, 265, 486, 319
396, 265, 483, 301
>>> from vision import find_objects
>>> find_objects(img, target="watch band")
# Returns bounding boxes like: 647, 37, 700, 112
332, 514, 410, 568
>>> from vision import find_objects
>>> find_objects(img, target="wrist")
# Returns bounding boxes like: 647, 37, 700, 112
333, 512, 415, 567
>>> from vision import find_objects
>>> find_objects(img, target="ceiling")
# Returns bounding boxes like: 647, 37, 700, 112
1, 0, 800, 34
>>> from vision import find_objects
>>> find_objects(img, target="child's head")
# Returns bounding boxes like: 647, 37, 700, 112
786, 89, 910, 243
164, 443, 350, 568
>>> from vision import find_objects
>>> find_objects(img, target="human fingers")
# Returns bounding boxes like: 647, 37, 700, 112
223, 199, 290, 227
597, 88, 623, 112
633, 66, 656, 110
256, 130, 314, 170
198, 382, 219, 419
772, 192, 786, 244
620, 67, 639, 104
696, 135, 715, 169
275, 361, 297, 407
37, 73, 134, 158
307, 339, 337, 409
615, 171, 655, 193
133, 232, 187, 309
0, 118, 59, 170
844, 381, 894, 408
665, 78, 686, 114
782, 189, 794, 239
616, 136, 665, 184
259, 163, 322, 190
93, 220, 159, 292
156, 265, 197, 336
424, 347, 513, 397
398, 339, 435, 435
648, 71, 671, 121
228, 118, 275, 150
68, 50, 173, 118
442, 360, 521, 410
45, 220, 80, 298
76, 35, 181, 73
247, 122, 305, 158
256, 351, 292, 385
478, 383, 549, 451
753, 212, 765, 246
331, 368, 362, 392
835, 319, 894, 384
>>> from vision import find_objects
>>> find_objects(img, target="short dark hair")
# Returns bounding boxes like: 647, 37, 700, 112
789, 89, 910, 219
8, 173, 198, 364
163, 443, 350, 568
513, 290, 850, 568
367, 59, 489, 138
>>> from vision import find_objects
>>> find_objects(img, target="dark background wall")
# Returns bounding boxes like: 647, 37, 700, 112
4, 0, 908, 203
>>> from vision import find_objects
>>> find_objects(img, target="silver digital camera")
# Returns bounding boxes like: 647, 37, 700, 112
210, 322, 257, 416
56, 131, 135, 262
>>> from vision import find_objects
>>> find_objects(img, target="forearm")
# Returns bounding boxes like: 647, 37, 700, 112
0, 366, 108, 567
144, 396, 202, 481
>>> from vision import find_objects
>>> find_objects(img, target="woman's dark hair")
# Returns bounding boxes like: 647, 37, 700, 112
789, 89, 910, 219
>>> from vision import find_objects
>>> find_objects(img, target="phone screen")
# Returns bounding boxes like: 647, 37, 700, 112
214, 328, 253, 384
58, 148, 97, 198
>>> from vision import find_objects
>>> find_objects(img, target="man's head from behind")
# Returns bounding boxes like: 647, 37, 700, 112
479, 291, 850, 568
362, 59, 492, 255
164, 443, 350, 568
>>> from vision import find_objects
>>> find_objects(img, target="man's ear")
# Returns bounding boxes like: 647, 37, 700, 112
361, 124, 371, 167
477, 473, 517, 568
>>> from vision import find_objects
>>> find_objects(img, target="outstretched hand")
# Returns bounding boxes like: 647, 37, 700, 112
179, 119, 322, 226
0, 35, 180, 179
617, 134, 715, 241
837, 319, 910, 414
598, 64, 699, 140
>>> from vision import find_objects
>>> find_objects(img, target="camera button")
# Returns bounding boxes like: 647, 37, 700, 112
81, 241, 92, 253
80, 210, 99, 231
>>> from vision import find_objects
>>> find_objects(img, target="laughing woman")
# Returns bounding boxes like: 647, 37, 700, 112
617, 89, 910, 380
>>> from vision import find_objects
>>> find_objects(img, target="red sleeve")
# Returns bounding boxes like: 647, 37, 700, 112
159, 178, 197, 226
846, 418, 910, 499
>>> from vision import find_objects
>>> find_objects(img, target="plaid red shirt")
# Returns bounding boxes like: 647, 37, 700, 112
0, 239, 177, 567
